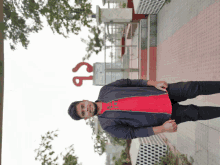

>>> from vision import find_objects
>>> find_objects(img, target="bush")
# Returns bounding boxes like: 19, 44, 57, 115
154, 145, 194, 165
113, 149, 130, 165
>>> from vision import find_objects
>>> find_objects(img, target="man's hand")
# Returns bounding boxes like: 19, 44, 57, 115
162, 120, 178, 133
154, 81, 168, 92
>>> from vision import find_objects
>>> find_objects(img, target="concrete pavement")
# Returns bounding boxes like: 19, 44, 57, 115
157, 0, 220, 164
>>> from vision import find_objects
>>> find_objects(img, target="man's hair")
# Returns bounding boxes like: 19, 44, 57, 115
68, 101, 82, 120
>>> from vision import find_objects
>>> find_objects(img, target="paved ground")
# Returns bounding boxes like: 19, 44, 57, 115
157, 0, 220, 164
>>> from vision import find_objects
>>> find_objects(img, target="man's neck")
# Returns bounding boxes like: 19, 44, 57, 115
96, 101, 102, 115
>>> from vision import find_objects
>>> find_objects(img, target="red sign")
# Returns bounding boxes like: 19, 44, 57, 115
72, 62, 93, 87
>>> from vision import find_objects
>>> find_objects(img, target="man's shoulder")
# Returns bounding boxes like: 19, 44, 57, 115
100, 84, 113, 91
97, 115, 116, 128
97, 84, 114, 99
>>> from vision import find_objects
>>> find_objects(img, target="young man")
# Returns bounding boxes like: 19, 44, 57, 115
68, 78, 220, 139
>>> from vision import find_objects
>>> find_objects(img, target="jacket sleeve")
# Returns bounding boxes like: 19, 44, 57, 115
105, 78, 149, 87
99, 118, 155, 139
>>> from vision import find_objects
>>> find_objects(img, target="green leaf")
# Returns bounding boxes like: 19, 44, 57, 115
49, 151, 55, 155
4, 0, 94, 50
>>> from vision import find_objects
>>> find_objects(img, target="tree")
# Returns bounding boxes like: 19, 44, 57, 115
3, 0, 114, 61
85, 117, 109, 155
85, 117, 127, 156
3, 0, 94, 50
81, 26, 104, 62
34, 129, 81, 165
80, 2, 130, 62
94, 132, 108, 155
80, 25, 116, 62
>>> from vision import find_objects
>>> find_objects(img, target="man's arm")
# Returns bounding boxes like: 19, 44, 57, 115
104, 125, 155, 139
147, 80, 156, 86
152, 125, 166, 135
99, 118, 155, 139
106, 124, 166, 138
105, 78, 153, 87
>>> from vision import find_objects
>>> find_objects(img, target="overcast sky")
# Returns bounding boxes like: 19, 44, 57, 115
2, 1, 113, 165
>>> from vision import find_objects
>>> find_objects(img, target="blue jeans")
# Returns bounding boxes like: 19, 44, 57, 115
166, 81, 220, 124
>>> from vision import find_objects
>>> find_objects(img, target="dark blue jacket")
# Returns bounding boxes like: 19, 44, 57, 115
95, 79, 172, 139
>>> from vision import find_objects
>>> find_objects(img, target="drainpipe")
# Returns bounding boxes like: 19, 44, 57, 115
147, 15, 150, 80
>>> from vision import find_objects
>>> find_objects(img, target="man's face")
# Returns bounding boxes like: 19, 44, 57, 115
76, 100, 98, 120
